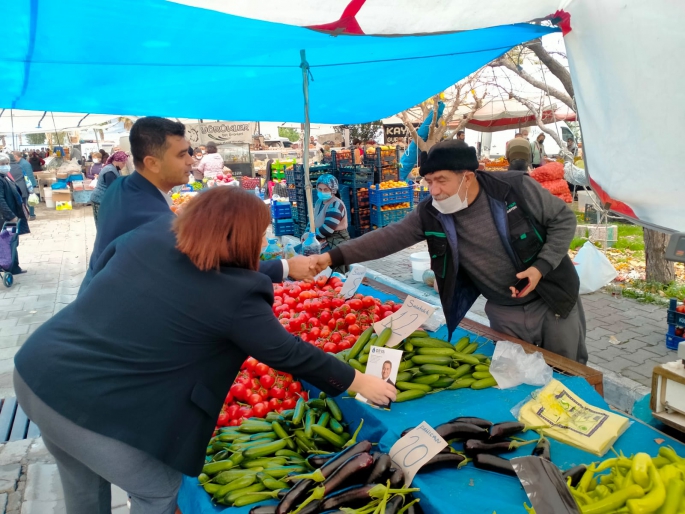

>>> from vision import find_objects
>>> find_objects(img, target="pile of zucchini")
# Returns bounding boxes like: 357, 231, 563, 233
200, 393, 362, 507
338, 328, 497, 403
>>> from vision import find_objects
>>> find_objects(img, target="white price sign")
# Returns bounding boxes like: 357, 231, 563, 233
313, 267, 332, 283
339, 266, 367, 299
389, 421, 447, 486
372, 295, 436, 348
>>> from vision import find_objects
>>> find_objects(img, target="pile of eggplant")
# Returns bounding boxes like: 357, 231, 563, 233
403, 416, 550, 477
249, 440, 422, 514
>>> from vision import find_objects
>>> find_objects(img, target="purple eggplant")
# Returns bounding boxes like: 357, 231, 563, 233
298, 500, 321, 514
388, 466, 404, 488
436, 422, 489, 440
275, 478, 314, 514
419, 452, 466, 471
384, 495, 405, 514
307, 453, 336, 469
365, 453, 392, 485
320, 484, 376, 511
562, 465, 587, 487
488, 422, 525, 441
473, 453, 516, 476
320, 441, 372, 477
249, 507, 277, 514
465, 438, 537, 456
448, 416, 493, 429
322, 452, 374, 495
531, 437, 551, 461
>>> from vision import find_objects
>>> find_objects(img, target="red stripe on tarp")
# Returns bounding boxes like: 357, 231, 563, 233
307, 0, 367, 35
550, 9, 572, 36
589, 177, 638, 218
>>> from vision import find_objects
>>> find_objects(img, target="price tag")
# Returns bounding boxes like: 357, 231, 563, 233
339, 266, 367, 299
314, 267, 332, 283
372, 295, 436, 348
388, 421, 447, 486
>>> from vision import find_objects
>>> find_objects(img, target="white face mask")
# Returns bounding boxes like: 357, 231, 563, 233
0, 165, 9, 175
432, 175, 469, 214
92, 159, 100, 163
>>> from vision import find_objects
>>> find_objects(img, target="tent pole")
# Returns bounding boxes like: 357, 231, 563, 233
300, 50, 315, 234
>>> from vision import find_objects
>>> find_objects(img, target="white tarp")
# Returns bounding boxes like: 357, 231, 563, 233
0, 110, 120, 135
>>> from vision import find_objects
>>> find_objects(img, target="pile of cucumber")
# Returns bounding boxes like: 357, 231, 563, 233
338, 328, 497, 403
200, 393, 362, 507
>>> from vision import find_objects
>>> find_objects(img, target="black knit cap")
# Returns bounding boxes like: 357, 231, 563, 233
419, 140, 480, 177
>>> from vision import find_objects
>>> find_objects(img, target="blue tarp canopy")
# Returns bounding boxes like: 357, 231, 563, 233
2, 0, 555, 124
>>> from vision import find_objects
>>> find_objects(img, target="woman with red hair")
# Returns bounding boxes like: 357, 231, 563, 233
13, 187, 395, 513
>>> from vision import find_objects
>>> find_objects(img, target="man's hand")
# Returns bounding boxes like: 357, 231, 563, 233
310, 253, 332, 275
350, 370, 397, 406
286, 256, 319, 281
510, 266, 542, 298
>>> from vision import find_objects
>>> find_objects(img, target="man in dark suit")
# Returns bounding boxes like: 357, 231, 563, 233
80, 117, 316, 292
372, 360, 395, 409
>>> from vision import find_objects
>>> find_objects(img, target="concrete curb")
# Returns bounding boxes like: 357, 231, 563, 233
361, 267, 651, 414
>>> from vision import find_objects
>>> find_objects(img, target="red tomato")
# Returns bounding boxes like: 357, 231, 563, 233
274, 287, 285, 296
316, 276, 328, 287
319, 310, 332, 324
309, 317, 320, 328
228, 419, 240, 426
362, 296, 375, 308
226, 404, 240, 419
327, 318, 337, 330
320, 327, 331, 338
331, 298, 345, 308
344, 313, 358, 325
268, 398, 282, 411
348, 299, 363, 310
270, 386, 286, 400
295, 303, 304, 311
373, 314, 380, 322
251, 378, 261, 389
348, 323, 361, 336
259, 374, 275, 388
300, 391, 309, 401
282, 398, 296, 409
300, 333, 309, 342
302, 299, 313, 311
330, 332, 342, 344
238, 406, 253, 419
323, 342, 338, 353
290, 285, 302, 296
230, 383, 247, 400
217, 411, 229, 426
332, 309, 343, 320
253, 402, 269, 418
254, 363, 270, 376
309, 327, 321, 339
382, 310, 393, 319
320, 297, 332, 309
344, 335, 357, 345
393, 304, 402, 312
338, 340, 352, 350
243, 357, 258, 372
289, 319, 303, 332
300, 281, 312, 290
289, 382, 302, 394
284, 297, 297, 308
248, 393, 263, 406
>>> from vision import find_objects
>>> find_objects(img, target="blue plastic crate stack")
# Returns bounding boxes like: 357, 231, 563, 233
362, 146, 401, 184
331, 150, 353, 169
414, 187, 431, 205
666, 298, 685, 350
270, 200, 295, 236
285, 164, 332, 238
338, 167, 372, 238
369, 183, 414, 229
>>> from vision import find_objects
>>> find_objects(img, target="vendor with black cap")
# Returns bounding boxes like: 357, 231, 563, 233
311, 140, 587, 363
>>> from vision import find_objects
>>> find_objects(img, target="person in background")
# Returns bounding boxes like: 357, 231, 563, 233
9, 153, 31, 219
86, 152, 104, 180
566, 137, 578, 158
505, 134, 533, 173
314, 174, 350, 272
521, 128, 530, 140
90, 151, 128, 225
196, 142, 224, 179
454, 130, 468, 148
352, 139, 364, 164
99, 149, 109, 164
531, 134, 546, 168
29, 152, 44, 173
191, 147, 204, 182
71, 146, 82, 165
14, 186, 396, 513
39, 149, 46, 159
0, 155, 29, 274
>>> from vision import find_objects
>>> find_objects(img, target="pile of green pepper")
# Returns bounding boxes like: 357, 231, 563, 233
562, 446, 685, 514
199, 392, 364, 507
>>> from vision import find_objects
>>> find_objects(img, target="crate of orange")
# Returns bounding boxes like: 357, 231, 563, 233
369, 180, 413, 207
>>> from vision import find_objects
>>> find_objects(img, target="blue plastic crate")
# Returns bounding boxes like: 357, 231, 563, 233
285, 165, 334, 186
369, 185, 413, 207
272, 218, 295, 236
667, 298, 685, 326
339, 166, 374, 187
270, 201, 292, 220
370, 207, 412, 228
332, 150, 353, 169
72, 190, 93, 204
666, 324, 685, 350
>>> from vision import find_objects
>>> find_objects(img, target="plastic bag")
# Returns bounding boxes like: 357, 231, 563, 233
530, 162, 564, 182
28, 193, 39, 207
574, 241, 618, 294
564, 161, 589, 187
24, 177, 34, 193
488, 341, 553, 389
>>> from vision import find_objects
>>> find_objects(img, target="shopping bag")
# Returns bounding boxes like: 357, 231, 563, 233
24, 177, 34, 193
574, 241, 618, 294
28, 193, 39, 206
0, 230, 13, 270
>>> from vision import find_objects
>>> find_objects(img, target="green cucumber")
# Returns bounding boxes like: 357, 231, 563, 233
416, 348, 456, 356
432, 376, 456, 388
411, 374, 441, 385
453, 337, 471, 352
411, 355, 452, 366
471, 377, 497, 390
463, 342, 479, 354
348, 327, 374, 361
396, 371, 414, 382
396, 381, 432, 392
447, 378, 477, 390
471, 371, 493, 380
395, 390, 427, 402
242, 439, 287, 459
452, 353, 481, 366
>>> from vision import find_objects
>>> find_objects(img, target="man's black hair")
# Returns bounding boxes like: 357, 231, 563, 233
383, 360, 392, 367
457, 130, 465, 137
129, 117, 186, 167
508, 159, 529, 171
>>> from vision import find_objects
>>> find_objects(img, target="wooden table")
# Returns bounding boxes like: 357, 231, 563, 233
363, 277, 604, 397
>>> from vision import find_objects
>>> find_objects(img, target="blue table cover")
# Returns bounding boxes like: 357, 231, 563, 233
178, 284, 685, 514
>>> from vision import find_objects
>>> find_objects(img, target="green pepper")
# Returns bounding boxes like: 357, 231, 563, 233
659, 447, 684, 465
292, 397, 306, 425
660, 465, 685, 487
631, 453, 652, 489
658, 478, 684, 514
626, 464, 665, 514
580, 484, 645, 514
579, 464, 597, 492
594, 485, 611, 500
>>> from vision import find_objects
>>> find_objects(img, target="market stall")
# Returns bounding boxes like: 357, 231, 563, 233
177, 279, 684, 514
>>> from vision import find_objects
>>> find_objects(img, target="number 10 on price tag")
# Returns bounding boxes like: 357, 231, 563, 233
372, 295, 436, 348
389, 421, 447, 487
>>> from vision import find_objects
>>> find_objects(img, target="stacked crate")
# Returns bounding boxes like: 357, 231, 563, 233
271, 201, 294, 236
338, 166, 373, 238
369, 183, 414, 229
363, 146, 401, 184
666, 298, 685, 350
285, 165, 333, 238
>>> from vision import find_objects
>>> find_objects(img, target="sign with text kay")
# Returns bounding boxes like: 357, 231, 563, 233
372, 296, 436, 348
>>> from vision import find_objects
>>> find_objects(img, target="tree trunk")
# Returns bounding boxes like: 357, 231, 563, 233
644, 228, 675, 283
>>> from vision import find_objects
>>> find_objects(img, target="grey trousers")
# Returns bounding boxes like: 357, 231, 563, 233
14, 370, 182, 514
484, 295, 588, 364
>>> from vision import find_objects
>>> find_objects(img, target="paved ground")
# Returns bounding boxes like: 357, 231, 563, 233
0, 203, 678, 512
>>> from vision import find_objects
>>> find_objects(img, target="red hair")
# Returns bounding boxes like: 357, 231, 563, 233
173, 187, 270, 271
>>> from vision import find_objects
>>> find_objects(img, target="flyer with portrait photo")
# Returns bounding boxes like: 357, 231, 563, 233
356, 346, 403, 410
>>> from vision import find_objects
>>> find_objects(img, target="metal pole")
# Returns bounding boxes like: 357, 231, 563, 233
300, 50, 316, 234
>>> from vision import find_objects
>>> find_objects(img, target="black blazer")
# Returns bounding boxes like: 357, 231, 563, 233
81, 171, 283, 291
15, 216, 355, 476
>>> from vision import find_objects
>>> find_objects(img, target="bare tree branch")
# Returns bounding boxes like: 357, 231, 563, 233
526, 39, 574, 99
491, 55, 574, 110
398, 111, 425, 151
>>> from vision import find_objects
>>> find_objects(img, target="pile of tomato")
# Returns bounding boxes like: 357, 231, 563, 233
217, 357, 307, 427
272, 278, 402, 353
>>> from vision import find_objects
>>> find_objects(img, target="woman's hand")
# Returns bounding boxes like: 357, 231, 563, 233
350, 370, 397, 405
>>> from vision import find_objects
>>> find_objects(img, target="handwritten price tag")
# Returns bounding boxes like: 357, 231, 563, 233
314, 267, 332, 283
339, 266, 367, 299
389, 421, 447, 486
372, 295, 436, 348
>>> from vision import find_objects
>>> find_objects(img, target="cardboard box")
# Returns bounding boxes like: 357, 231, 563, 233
52, 191, 72, 209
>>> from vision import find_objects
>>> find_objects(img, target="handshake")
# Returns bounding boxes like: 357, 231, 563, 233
286, 254, 333, 281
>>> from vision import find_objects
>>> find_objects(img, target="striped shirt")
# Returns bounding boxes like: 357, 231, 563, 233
315, 198, 347, 238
